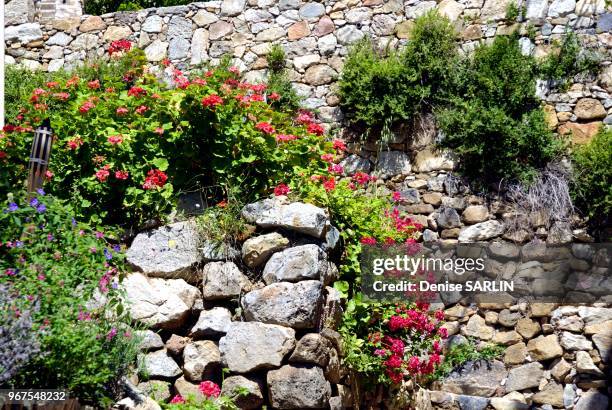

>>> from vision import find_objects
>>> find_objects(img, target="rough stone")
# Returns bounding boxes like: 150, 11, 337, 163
505, 362, 544, 392
289, 333, 332, 367
262, 244, 327, 284
462, 206, 489, 224
532, 382, 564, 408
481, 0, 513, 20
551, 358, 572, 381
123, 272, 201, 330
438, 0, 466, 21
376, 151, 412, 179
304, 64, 337, 85
526, 0, 549, 19
5, 23, 43, 43
515, 318, 541, 339
267, 365, 332, 409
462, 314, 494, 340
145, 39, 168, 62
5, 0, 35, 26
504, 342, 527, 365
242, 232, 289, 268
288, 21, 310, 40
142, 15, 164, 33
576, 350, 604, 375
437, 207, 462, 229
299, 2, 326, 19
165, 334, 188, 356
458, 221, 505, 242
548, 0, 577, 17
242, 281, 323, 329
575, 98, 607, 120
202, 261, 250, 300
103, 26, 132, 42
336, 25, 365, 45
193, 10, 218, 26
209, 21, 233, 40
141, 349, 182, 379
190, 307, 232, 338
560, 331, 593, 350
79, 16, 106, 32
574, 390, 609, 410
527, 334, 563, 360
183, 340, 221, 382
221, 0, 247, 16
136, 330, 164, 352
219, 322, 296, 373
46, 32, 73, 47
221, 376, 264, 410
441, 359, 507, 397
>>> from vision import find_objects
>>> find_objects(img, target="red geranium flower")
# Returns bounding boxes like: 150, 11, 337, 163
269, 92, 280, 101
323, 177, 336, 192
201, 94, 223, 108
116, 107, 129, 116
88, 80, 100, 90
107, 135, 123, 145
199, 381, 220, 398
115, 170, 129, 180
142, 169, 168, 190
307, 122, 325, 136
109, 39, 132, 55
169, 395, 184, 404
67, 137, 84, 150
79, 101, 95, 114
127, 86, 146, 97
333, 139, 346, 151
274, 183, 290, 196
95, 165, 111, 182
255, 121, 275, 134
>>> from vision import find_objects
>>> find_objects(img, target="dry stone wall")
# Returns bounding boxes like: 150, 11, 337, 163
4, 0, 612, 127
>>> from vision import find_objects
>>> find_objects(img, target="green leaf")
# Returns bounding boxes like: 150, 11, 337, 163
151, 158, 169, 171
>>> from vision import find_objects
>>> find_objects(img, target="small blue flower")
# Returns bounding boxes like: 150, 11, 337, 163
111, 282, 119, 289
36, 188, 45, 196
7, 202, 18, 212
36, 204, 46, 213
15, 241, 24, 248
112, 244, 121, 252
29, 198, 39, 207
104, 248, 113, 260
71, 217, 77, 227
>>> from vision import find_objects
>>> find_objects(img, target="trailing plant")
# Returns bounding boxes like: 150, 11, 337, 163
266, 44, 302, 111
0, 192, 139, 405
571, 128, 612, 236
0, 43, 333, 228
437, 34, 564, 185
429, 338, 504, 381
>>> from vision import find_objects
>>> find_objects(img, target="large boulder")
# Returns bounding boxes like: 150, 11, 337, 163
219, 322, 296, 373
242, 197, 329, 238
221, 376, 264, 410
440, 360, 507, 397
242, 281, 323, 329
202, 261, 250, 300
5, 23, 42, 43
267, 365, 332, 409
123, 272, 201, 330
262, 244, 328, 284
182, 340, 221, 382
242, 232, 289, 268
126, 221, 201, 281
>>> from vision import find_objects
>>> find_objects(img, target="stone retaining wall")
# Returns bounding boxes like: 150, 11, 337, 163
4, 0, 612, 128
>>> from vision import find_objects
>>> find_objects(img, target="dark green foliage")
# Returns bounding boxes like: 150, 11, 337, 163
5, 66, 55, 123
571, 128, 612, 235
83, 0, 192, 14
266, 45, 302, 111
437, 34, 564, 184
539, 32, 602, 88
338, 11, 457, 128
430, 339, 504, 380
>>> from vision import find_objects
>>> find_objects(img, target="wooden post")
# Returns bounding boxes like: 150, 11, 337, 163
27, 120, 54, 195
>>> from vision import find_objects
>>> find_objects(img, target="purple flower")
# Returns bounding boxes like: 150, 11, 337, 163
112, 244, 121, 252
36, 204, 46, 213
103, 248, 113, 260
47, 234, 54, 241
15, 241, 23, 248
95, 231, 104, 239
7, 202, 18, 212
36, 188, 45, 196
29, 198, 39, 207
111, 281, 119, 289
106, 327, 118, 341
71, 218, 77, 227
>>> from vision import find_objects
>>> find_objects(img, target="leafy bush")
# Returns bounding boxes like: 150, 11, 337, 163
430, 338, 504, 380
571, 128, 612, 233
338, 11, 457, 128
437, 34, 564, 184
0, 45, 332, 228
266, 45, 302, 111
0, 192, 138, 405
83, 0, 192, 14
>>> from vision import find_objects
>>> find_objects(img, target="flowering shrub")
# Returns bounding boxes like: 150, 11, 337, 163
0, 192, 138, 404
161, 381, 242, 410
0, 47, 333, 227
340, 302, 447, 386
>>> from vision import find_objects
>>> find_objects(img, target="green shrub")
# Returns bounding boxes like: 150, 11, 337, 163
430, 339, 504, 381
338, 11, 457, 128
0, 192, 138, 405
83, 0, 192, 14
266, 45, 302, 111
0, 47, 333, 228
437, 34, 564, 184
571, 128, 612, 234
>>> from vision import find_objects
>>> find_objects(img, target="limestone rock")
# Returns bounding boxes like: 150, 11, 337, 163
527, 334, 563, 361
299, 2, 326, 19
183, 340, 221, 382
504, 342, 527, 365
221, 0, 246, 16
193, 10, 218, 26
165, 334, 188, 356
438, 0, 465, 21
289, 333, 332, 367
79, 16, 106, 32
5, 0, 35, 25
505, 362, 544, 392
190, 307, 232, 338
304, 64, 337, 86
136, 330, 164, 352
336, 25, 365, 45
242, 232, 289, 268
560, 331, 593, 350
5, 23, 43, 43
340, 155, 372, 175
141, 349, 182, 379
123, 272, 201, 330
575, 390, 609, 410
174, 377, 204, 401
103, 26, 132, 42
262, 244, 327, 284
138, 380, 171, 402
375, 151, 412, 179
481, 0, 513, 20
221, 376, 264, 410
551, 358, 572, 381
532, 382, 564, 408
458, 220, 505, 242
437, 207, 461, 229
142, 15, 163, 33
242, 198, 329, 238
242, 281, 323, 329
145, 40, 168, 62
126, 221, 201, 281
526, 0, 549, 19
462, 314, 494, 340
575, 98, 607, 120
219, 322, 296, 373
548, 0, 577, 17
462, 206, 489, 224
515, 318, 541, 339
202, 261, 250, 300
267, 365, 332, 409
440, 359, 507, 397
576, 350, 604, 375
46, 32, 73, 46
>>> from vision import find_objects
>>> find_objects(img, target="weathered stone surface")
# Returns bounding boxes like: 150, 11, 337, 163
183, 340, 221, 382
142, 15, 163, 33
5, 23, 43, 43
527, 334, 563, 360
79, 16, 106, 32
438, 0, 465, 21
299, 2, 326, 19
515, 318, 540, 339
340, 155, 371, 175
242, 232, 289, 268
141, 349, 182, 379
103, 25, 132, 42
262, 244, 327, 284
202, 261, 250, 300
138, 380, 171, 402
548, 0, 577, 17
221, 0, 246, 16
504, 342, 527, 365
576, 350, 604, 375
336, 25, 365, 45
559, 121, 602, 144
462, 314, 494, 340
481, 0, 513, 20
458, 221, 505, 242
267, 365, 331, 409
242, 198, 329, 238
462, 206, 489, 224
560, 331, 593, 350
165, 334, 188, 356
126, 221, 201, 281
123, 272, 201, 329
191, 307, 232, 338
5, 0, 34, 26
288, 21, 310, 40
526, 0, 549, 19
575, 390, 609, 410
492, 330, 521, 345
219, 322, 296, 373
145, 39, 168, 62
46, 32, 72, 46
174, 377, 204, 401
221, 376, 264, 410
289, 333, 331, 366
578, 306, 612, 324
551, 358, 572, 381
242, 281, 323, 328
376, 151, 412, 179
437, 207, 461, 229
505, 362, 544, 392
136, 330, 164, 351
304, 64, 337, 85
209, 21, 233, 40
441, 360, 507, 397
193, 10, 218, 26
575, 98, 607, 120
532, 382, 564, 408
